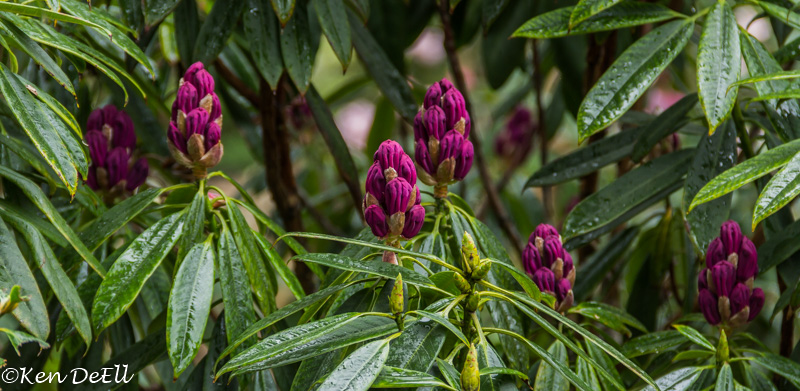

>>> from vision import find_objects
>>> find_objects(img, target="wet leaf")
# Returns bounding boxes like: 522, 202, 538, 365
569, 302, 647, 337
672, 324, 714, 351
570, 0, 622, 28
697, 2, 740, 133
385, 318, 446, 372
293, 253, 433, 287
272, 0, 295, 25
281, 1, 313, 93
754, 151, 800, 228
217, 225, 257, 351
372, 366, 450, 388
193, 0, 245, 64
534, 341, 569, 391
317, 337, 391, 390
622, 330, 686, 357
631, 93, 698, 162
244, 0, 283, 89
715, 364, 734, 391
313, 0, 351, 69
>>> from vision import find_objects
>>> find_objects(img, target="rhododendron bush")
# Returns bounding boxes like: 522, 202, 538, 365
2, 0, 800, 390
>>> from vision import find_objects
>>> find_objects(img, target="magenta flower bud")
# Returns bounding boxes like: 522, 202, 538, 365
439, 78, 454, 92
533, 224, 560, 241
706, 238, 725, 268
522, 242, 542, 276
413, 111, 425, 141
191, 69, 215, 98
737, 239, 758, 282
365, 204, 389, 238
424, 82, 443, 109
403, 205, 425, 238
698, 289, 721, 325
710, 261, 736, 297
173, 83, 199, 121
112, 112, 136, 150
397, 155, 417, 186
185, 108, 210, 138
374, 140, 405, 173
440, 130, 464, 161
168, 123, 187, 154
106, 148, 129, 187
126, 158, 149, 191
183, 62, 205, 85
563, 252, 574, 277
204, 122, 222, 151
86, 168, 98, 190
555, 278, 572, 302
453, 140, 473, 180
698, 272, 708, 290
748, 288, 764, 321
86, 107, 105, 131
442, 89, 470, 138
210, 93, 222, 121
415, 141, 435, 177
542, 236, 564, 269
720, 220, 743, 256
532, 268, 555, 294
385, 178, 412, 215
86, 130, 108, 167
365, 163, 386, 202
729, 283, 750, 315
424, 106, 447, 141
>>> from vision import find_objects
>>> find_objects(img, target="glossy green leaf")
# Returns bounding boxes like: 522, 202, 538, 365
0, 2, 111, 34
631, 93, 698, 162
672, 324, 714, 351
412, 310, 469, 345
534, 341, 569, 391
36, 96, 87, 179
749, 89, 800, 102
348, 10, 417, 121
730, 70, 800, 89
0, 30, 17, 72
372, 366, 450, 389
753, 151, 800, 228
753, 353, 800, 388
757, 218, 800, 272
234, 199, 307, 256
689, 139, 800, 210
177, 190, 205, 263
0, 327, 49, 355
715, 364, 734, 391
576, 19, 693, 142
385, 318, 446, 372
749, 1, 800, 37
570, 0, 621, 28
193, 0, 245, 64
168, 238, 215, 378
0, 200, 65, 248
307, 85, 363, 212
313, 0, 351, 69
219, 313, 396, 376
697, 2, 739, 133
144, 0, 181, 25
271, 0, 295, 25
293, 253, 433, 287
24, 80, 81, 137
254, 233, 305, 300
280, 1, 313, 93
0, 218, 49, 340
0, 165, 104, 277
683, 121, 736, 253
0, 20, 74, 97
569, 302, 647, 337
641, 367, 702, 391
318, 337, 391, 390
576, 355, 601, 390
586, 341, 623, 391
229, 203, 275, 314
564, 149, 695, 239
527, 127, 644, 187
92, 211, 184, 334
513, 3, 679, 39
490, 261, 541, 301
79, 188, 162, 251
244, 0, 283, 89
0, 134, 59, 192
573, 227, 638, 300
217, 225, 257, 350
622, 330, 686, 357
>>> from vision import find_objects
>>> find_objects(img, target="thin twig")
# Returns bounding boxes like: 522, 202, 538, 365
438, 0, 522, 257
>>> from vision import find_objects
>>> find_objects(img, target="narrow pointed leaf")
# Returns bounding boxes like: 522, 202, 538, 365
229, 203, 275, 314
313, 0, 351, 69
317, 338, 391, 391
0, 20, 74, 97
372, 366, 450, 389
631, 93, 698, 162
534, 341, 570, 391
144, 0, 181, 25
754, 151, 800, 227
672, 324, 714, 351
697, 2, 740, 133
280, 1, 313, 93
640, 367, 702, 391
716, 364, 735, 391
0, 2, 111, 34
271, 0, 295, 25
217, 226, 257, 350
752, 353, 800, 388
244, 0, 283, 89
78, 188, 162, 251
0, 328, 49, 355
412, 310, 469, 345
569, 302, 647, 337
0, 219, 49, 339
385, 318, 446, 372
622, 330, 686, 357
293, 253, 433, 287
192, 0, 245, 64
569, 0, 623, 28
254, 233, 305, 300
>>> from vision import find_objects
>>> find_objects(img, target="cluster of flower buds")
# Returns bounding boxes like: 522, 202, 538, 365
85, 105, 148, 194
698, 221, 764, 327
495, 106, 534, 158
414, 78, 474, 197
363, 140, 426, 246
523, 224, 575, 312
168, 62, 223, 179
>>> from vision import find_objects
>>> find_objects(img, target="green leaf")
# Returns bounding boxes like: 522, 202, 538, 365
0, 65, 77, 193
753, 151, 800, 228
36, 95, 87, 179
570, 0, 620, 28
0, 165, 104, 277
748, 1, 800, 38
490, 261, 542, 301
218, 313, 396, 376
280, 1, 313, 93
730, 71, 800, 89
317, 337, 391, 390
0, 2, 111, 34
641, 367, 702, 391
753, 353, 800, 388
715, 364, 734, 391
690, 139, 800, 210
79, 188, 162, 251
168, 238, 215, 378
254, 233, 305, 300
683, 121, 737, 252
5, 215, 91, 348
0, 218, 48, 339
372, 366, 450, 389
244, 0, 283, 89
569, 302, 647, 337
573, 227, 638, 300
348, 9, 417, 122
144, 0, 181, 25
534, 341, 570, 391
576, 19, 693, 142
229, 203, 275, 315
622, 330, 686, 357
631, 93, 698, 162
306, 85, 363, 212
412, 310, 469, 345
0, 20, 74, 97
483, 0, 511, 30
193, 0, 245, 64
173, 0, 198, 65
564, 149, 695, 239
527, 127, 644, 187
586, 341, 623, 391
672, 324, 714, 351
513, 3, 679, 39
92, 211, 184, 334
177, 189, 205, 263
748, 89, 800, 102
293, 253, 433, 287
272, 0, 295, 25
0, 327, 49, 355
217, 225, 257, 350
234, 199, 307, 256
757, 218, 800, 273
385, 318, 446, 372
697, 2, 740, 133
0, 30, 17, 73
576, 355, 601, 390
313, 0, 351, 69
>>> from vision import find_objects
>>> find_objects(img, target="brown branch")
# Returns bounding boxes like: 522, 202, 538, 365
438, 0, 523, 257
215, 59, 260, 106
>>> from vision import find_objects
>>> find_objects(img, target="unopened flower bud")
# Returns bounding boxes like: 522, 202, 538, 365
522, 242, 542, 276
532, 268, 555, 294
466, 291, 480, 312
699, 289, 721, 325
749, 288, 764, 321
86, 130, 108, 167
402, 205, 425, 239
461, 233, 480, 273
454, 273, 471, 293
720, 220, 743, 255
390, 273, 404, 316
709, 261, 735, 297
365, 204, 389, 238
471, 260, 491, 280
126, 158, 149, 191
737, 239, 758, 282
461, 344, 480, 391
0, 286, 24, 315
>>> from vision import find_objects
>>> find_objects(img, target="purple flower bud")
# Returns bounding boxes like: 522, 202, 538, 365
748, 288, 764, 321
86, 167, 98, 190
720, 220, 743, 256
112, 111, 136, 150
710, 261, 736, 297
453, 140, 473, 180
106, 147, 129, 187
365, 204, 389, 238
126, 158, 149, 191
522, 242, 542, 276
698, 271, 708, 290
415, 141, 435, 177
374, 140, 405, 173
185, 108, 210, 138
172, 83, 199, 121
532, 268, 555, 294
210, 93, 222, 121
563, 251, 574, 277
414, 111, 425, 142
440, 130, 464, 161
402, 204, 425, 238
533, 224, 560, 242
706, 238, 726, 268
698, 289, 721, 325
737, 238, 758, 282
204, 122, 222, 151
385, 178, 412, 215
439, 78, 454, 93
542, 236, 564, 268
168, 123, 187, 154
365, 163, 386, 202
424, 106, 447, 141
183, 62, 205, 85
729, 283, 750, 315
555, 278, 572, 302
424, 82, 443, 109
192, 69, 215, 99
86, 130, 108, 167
442, 89, 470, 138
397, 154, 417, 186
87, 105, 117, 131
